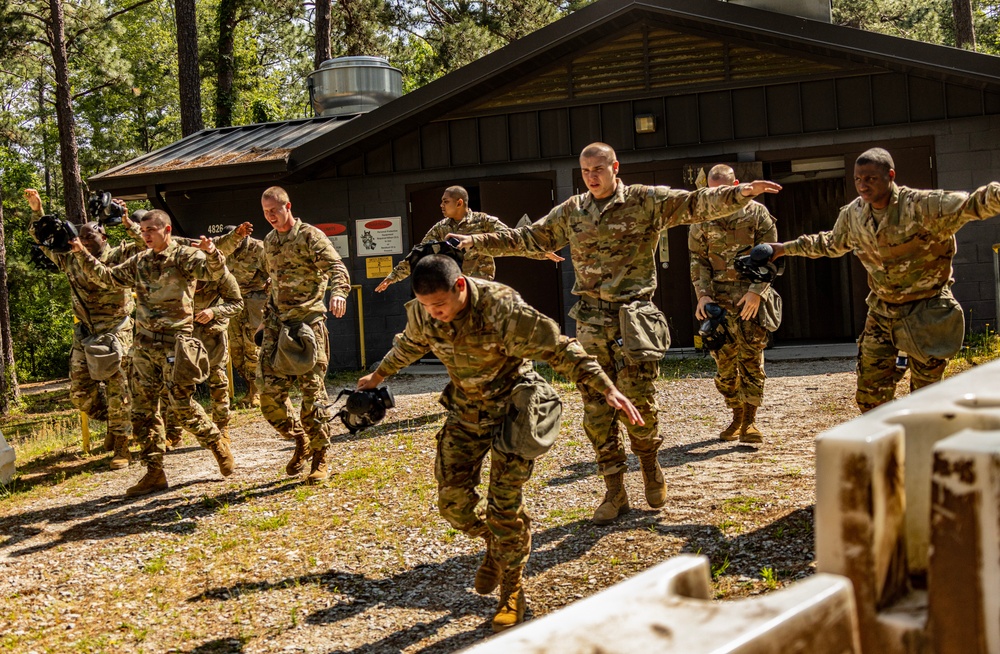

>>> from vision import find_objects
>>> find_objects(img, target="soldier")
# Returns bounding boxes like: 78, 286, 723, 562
357, 254, 642, 632
23, 188, 143, 470
769, 147, 1000, 412
163, 269, 243, 450
374, 185, 562, 292
258, 186, 351, 484
450, 142, 782, 524
689, 165, 778, 443
69, 209, 234, 496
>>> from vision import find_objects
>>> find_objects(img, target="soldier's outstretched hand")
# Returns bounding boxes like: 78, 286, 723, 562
196, 235, 217, 253
766, 243, 785, 260
375, 277, 392, 293
445, 233, 473, 250
23, 188, 42, 213
235, 221, 254, 238
544, 252, 565, 262
329, 295, 347, 318
604, 387, 644, 426
740, 181, 783, 197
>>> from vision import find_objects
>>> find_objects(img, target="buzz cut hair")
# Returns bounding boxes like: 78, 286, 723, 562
708, 164, 736, 185
412, 254, 462, 296
140, 209, 171, 229
262, 186, 291, 205
856, 148, 895, 173
444, 186, 469, 204
580, 142, 617, 164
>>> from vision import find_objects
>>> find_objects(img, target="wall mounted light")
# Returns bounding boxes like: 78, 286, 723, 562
634, 114, 657, 134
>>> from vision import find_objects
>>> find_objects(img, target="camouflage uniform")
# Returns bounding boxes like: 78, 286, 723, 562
782, 182, 1000, 411
260, 217, 350, 451
689, 201, 777, 409
374, 277, 614, 570
76, 240, 228, 466
29, 208, 144, 450
218, 235, 268, 386
471, 180, 751, 475
380, 211, 549, 285
163, 270, 243, 441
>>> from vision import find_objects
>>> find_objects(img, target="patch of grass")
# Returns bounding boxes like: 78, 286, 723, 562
246, 512, 289, 532
711, 554, 731, 580
143, 552, 168, 575
717, 518, 740, 533
947, 328, 1000, 375
547, 506, 591, 522
659, 356, 716, 380
723, 495, 763, 514
761, 566, 778, 590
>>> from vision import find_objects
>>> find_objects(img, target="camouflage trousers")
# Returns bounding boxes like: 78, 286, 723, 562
258, 319, 333, 451
857, 307, 948, 413
229, 290, 265, 383
165, 329, 231, 441
711, 313, 768, 408
131, 335, 221, 467
436, 414, 535, 570
70, 325, 132, 445
576, 319, 661, 477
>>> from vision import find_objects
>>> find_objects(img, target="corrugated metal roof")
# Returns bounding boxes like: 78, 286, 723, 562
90, 116, 352, 181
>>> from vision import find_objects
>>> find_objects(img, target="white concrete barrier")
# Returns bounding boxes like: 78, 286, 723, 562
0, 429, 14, 485
460, 555, 861, 654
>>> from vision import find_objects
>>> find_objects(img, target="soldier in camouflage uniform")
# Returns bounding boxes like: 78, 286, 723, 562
451, 143, 782, 524
689, 165, 778, 443
374, 185, 561, 292
258, 187, 351, 484
771, 147, 1000, 412
358, 254, 641, 632
163, 269, 243, 449
70, 209, 235, 496
24, 188, 143, 470
220, 226, 268, 408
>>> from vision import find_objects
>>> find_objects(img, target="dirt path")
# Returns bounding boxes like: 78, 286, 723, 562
0, 357, 863, 653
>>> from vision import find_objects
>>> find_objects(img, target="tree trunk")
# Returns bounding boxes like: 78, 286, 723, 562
314, 0, 332, 69
49, 0, 85, 224
175, 0, 204, 136
214, 0, 239, 128
952, 0, 977, 50
0, 186, 21, 416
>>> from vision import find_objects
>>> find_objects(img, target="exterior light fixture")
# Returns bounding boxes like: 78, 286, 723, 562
634, 114, 657, 134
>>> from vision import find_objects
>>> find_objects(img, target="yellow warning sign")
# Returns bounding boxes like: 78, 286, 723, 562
365, 256, 394, 279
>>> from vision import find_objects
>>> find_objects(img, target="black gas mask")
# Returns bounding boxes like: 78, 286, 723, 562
32, 214, 79, 253
334, 387, 395, 434
87, 191, 125, 227
404, 238, 464, 269
698, 303, 729, 351
734, 244, 785, 284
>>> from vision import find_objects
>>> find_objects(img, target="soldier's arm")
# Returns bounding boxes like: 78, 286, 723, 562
379, 220, 448, 289
312, 234, 351, 299
687, 225, 714, 300
212, 272, 245, 321
71, 242, 139, 288
484, 215, 555, 261
468, 204, 571, 256
186, 239, 227, 281
371, 304, 433, 380
920, 182, 1000, 235
213, 224, 248, 256
780, 205, 854, 259
24, 190, 65, 266
650, 184, 747, 231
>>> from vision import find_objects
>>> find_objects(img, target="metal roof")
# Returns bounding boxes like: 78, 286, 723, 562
91, 0, 1000, 195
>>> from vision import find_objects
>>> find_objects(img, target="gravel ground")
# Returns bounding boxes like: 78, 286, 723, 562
0, 357, 869, 653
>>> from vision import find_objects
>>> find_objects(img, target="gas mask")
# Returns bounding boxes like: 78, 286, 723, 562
698, 303, 729, 351
32, 214, 79, 253
404, 238, 464, 269
87, 191, 125, 227
334, 387, 395, 434
735, 244, 785, 284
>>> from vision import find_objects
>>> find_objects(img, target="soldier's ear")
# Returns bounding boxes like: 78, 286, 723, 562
888, 169, 896, 182
454, 276, 467, 293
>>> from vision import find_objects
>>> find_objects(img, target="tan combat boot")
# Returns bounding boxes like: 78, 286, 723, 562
492, 566, 526, 633
285, 433, 309, 476
103, 429, 115, 453
165, 432, 184, 451
126, 466, 168, 496
740, 404, 764, 444
217, 423, 230, 448
246, 379, 260, 408
592, 472, 629, 525
209, 437, 235, 477
109, 433, 131, 470
638, 454, 667, 508
720, 406, 744, 441
306, 446, 328, 484
474, 534, 503, 595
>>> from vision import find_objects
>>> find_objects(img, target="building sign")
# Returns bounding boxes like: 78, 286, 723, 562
355, 217, 403, 256
365, 256, 394, 279
315, 222, 350, 259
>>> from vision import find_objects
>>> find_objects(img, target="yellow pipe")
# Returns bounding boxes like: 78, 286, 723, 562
352, 285, 366, 370
227, 356, 235, 400
81, 411, 90, 455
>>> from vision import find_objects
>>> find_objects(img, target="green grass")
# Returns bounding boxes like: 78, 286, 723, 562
659, 356, 716, 380
723, 495, 764, 514
761, 566, 778, 590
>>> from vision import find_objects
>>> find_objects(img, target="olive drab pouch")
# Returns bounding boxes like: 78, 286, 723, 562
272, 321, 319, 376
494, 371, 563, 460
757, 287, 783, 333
619, 301, 671, 364
172, 334, 210, 384
82, 333, 125, 381
891, 290, 965, 361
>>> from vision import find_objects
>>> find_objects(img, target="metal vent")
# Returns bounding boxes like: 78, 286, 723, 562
308, 56, 403, 117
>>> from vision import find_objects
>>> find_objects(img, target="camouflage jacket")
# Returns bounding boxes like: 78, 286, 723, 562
782, 182, 1000, 304
218, 235, 268, 294
263, 217, 351, 324
470, 180, 751, 316
383, 211, 548, 285
689, 200, 778, 304
375, 278, 614, 419
191, 271, 244, 337
30, 208, 145, 333
76, 239, 227, 336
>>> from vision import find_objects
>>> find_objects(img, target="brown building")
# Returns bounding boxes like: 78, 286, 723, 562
91, 0, 1000, 369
